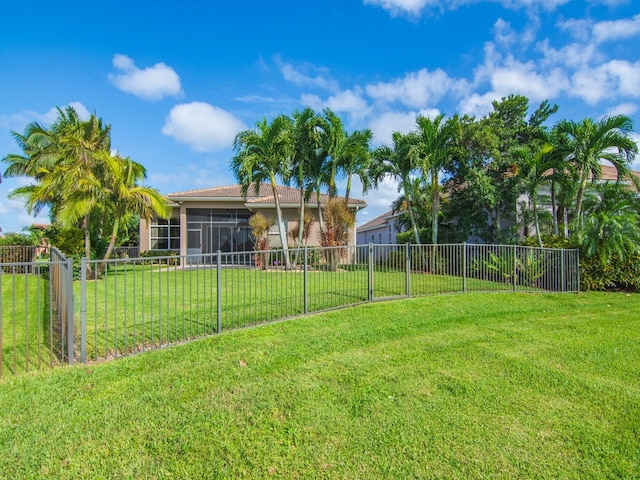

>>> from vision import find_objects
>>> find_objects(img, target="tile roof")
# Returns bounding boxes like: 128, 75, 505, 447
358, 210, 397, 231
167, 183, 366, 206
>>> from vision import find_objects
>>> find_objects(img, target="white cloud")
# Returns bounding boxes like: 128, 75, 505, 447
630, 133, 640, 171
571, 60, 640, 105
364, 0, 569, 17
325, 90, 370, 116
0, 102, 90, 131
366, 68, 466, 109
607, 102, 638, 116
148, 161, 235, 192
368, 109, 439, 145
593, 13, 640, 43
108, 54, 183, 101
162, 102, 246, 152
276, 56, 339, 92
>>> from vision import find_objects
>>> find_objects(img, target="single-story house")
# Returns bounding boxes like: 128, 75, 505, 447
139, 183, 367, 260
356, 210, 403, 245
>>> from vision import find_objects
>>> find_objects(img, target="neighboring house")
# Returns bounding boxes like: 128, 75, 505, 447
356, 210, 403, 245
139, 183, 367, 260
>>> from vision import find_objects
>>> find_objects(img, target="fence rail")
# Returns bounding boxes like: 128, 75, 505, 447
0, 243, 579, 376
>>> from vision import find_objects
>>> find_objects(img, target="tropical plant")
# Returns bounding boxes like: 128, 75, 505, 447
552, 115, 638, 227
248, 212, 274, 269
290, 108, 323, 249
414, 114, 460, 244
372, 131, 422, 244
319, 198, 355, 271
577, 181, 640, 265
58, 151, 170, 277
231, 115, 293, 269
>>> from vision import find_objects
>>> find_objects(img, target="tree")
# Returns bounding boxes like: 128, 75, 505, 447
3, 107, 111, 276
553, 115, 638, 227
290, 108, 323, 250
58, 151, 170, 277
232, 115, 293, 269
372, 131, 422, 244
415, 114, 460, 244
578, 181, 640, 265
339, 128, 373, 203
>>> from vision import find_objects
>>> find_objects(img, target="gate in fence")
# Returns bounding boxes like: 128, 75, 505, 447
0, 243, 579, 377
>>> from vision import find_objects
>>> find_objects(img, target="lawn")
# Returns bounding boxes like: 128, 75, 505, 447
76, 262, 508, 361
0, 292, 638, 479
0, 274, 60, 376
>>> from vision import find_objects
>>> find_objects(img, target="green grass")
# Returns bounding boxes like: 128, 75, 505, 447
77, 264, 507, 361
1, 292, 638, 479
0, 274, 60, 375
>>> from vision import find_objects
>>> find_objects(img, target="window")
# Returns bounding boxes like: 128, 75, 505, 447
150, 218, 180, 250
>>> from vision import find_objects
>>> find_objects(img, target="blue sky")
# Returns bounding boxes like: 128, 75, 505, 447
1, 0, 639, 234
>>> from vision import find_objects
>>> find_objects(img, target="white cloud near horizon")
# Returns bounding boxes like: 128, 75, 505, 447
276, 56, 339, 92
592, 13, 640, 43
363, 0, 569, 17
366, 68, 467, 109
109, 54, 183, 101
368, 109, 440, 145
0, 102, 90, 131
162, 102, 246, 153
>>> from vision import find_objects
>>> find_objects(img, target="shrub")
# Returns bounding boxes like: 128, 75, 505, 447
140, 250, 180, 266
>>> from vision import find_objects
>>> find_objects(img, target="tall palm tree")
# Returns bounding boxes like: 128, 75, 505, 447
514, 143, 555, 246
415, 114, 460, 244
339, 128, 373, 203
320, 108, 348, 199
290, 108, 323, 250
372, 131, 422, 245
578, 181, 640, 265
231, 115, 293, 269
58, 151, 170, 277
3, 107, 111, 276
553, 115, 638, 227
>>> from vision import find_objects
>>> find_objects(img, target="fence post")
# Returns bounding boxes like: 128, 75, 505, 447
66, 258, 75, 365
216, 250, 222, 334
462, 243, 467, 293
513, 245, 518, 291
80, 258, 87, 363
405, 242, 411, 297
576, 249, 580, 293
560, 249, 565, 293
368, 242, 374, 302
303, 246, 308, 315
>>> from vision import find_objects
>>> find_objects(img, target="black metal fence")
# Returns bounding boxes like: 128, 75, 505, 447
0, 243, 579, 377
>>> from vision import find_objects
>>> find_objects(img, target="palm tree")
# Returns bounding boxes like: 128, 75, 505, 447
290, 108, 323, 250
3, 107, 111, 276
339, 128, 373, 203
415, 114, 459, 244
514, 143, 555, 246
372, 131, 422, 245
553, 115, 638, 227
58, 151, 170, 277
578, 181, 640, 265
320, 108, 347, 199
231, 115, 293, 269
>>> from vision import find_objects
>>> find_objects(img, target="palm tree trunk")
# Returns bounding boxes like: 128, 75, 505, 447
96, 218, 119, 278
345, 174, 352, 204
533, 190, 542, 247
550, 178, 558, 236
83, 214, 94, 278
316, 186, 324, 231
271, 174, 291, 270
431, 168, 439, 245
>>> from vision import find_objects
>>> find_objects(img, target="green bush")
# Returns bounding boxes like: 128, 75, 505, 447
140, 250, 180, 266
521, 235, 640, 292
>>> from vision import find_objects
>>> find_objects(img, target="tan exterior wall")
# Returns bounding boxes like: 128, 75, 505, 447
139, 202, 360, 255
